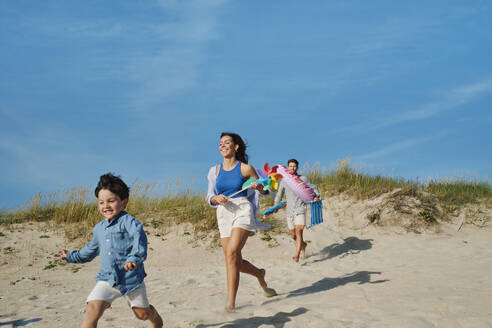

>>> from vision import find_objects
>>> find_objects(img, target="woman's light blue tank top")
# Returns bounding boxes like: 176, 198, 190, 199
216, 162, 247, 198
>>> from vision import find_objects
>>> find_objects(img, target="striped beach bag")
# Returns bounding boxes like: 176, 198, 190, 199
308, 199, 323, 228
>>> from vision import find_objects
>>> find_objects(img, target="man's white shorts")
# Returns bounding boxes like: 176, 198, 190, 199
286, 213, 306, 230
216, 196, 256, 238
86, 281, 150, 308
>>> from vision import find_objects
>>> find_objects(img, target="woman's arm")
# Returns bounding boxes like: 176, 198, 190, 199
241, 163, 268, 195
206, 165, 229, 205
206, 166, 220, 207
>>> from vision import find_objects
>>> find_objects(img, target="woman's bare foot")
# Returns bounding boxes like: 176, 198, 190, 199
258, 268, 268, 289
292, 255, 300, 262
259, 269, 277, 297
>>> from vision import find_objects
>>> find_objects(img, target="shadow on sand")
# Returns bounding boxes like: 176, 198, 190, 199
195, 307, 308, 328
0, 318, 42, 327
259, 270, 388, 308
312, 236, 373, 262
286, 271, 388, 298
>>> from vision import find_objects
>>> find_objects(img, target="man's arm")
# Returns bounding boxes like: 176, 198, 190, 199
302, 176, 321, 201
274, 180, 285, 205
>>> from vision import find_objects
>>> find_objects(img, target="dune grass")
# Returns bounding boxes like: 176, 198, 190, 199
1, 159, 491, 242
306, 159, 417, 199
306, 158, 492, 213
0, 181, 217, 242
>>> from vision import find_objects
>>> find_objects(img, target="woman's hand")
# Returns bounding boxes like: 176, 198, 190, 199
213, 194, 229, 205
251, 182, 268, 195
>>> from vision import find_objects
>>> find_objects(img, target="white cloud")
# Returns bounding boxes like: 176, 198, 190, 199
10, 1, 228, 114
387, 79, 492, 124
0, 125, 104, 188
17, 15, 125, 39
125, 1, 228, 113
337, 78, 492, 134
354, 136, 431, 161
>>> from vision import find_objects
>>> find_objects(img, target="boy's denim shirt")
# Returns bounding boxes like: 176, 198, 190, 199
66, 211, 148, 295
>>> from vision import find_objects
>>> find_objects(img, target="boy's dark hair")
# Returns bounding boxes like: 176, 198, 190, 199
95, 173, 130, 200
220, 132, 249, 164
287, 158, 299, 166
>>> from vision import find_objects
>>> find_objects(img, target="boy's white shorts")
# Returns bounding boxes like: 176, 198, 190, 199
286, 213, 306, 230
86, 280, 150, 308
216, 196, 256, 238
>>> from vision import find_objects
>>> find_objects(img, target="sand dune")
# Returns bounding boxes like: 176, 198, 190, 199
1, 203, 492, 327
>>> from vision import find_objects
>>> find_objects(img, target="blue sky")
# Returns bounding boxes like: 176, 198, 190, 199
1, 1, 491, 209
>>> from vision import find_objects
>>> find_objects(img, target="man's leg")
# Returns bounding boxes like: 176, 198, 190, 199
293, 225, 306, 262
287, 215, 296, 241
289, 229, 296, 241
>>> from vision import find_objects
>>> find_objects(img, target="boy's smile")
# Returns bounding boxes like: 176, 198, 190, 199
97, 189, 128, 221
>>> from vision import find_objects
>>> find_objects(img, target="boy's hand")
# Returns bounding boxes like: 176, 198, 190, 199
58, 250, 68, 260
124, 262, 137, 271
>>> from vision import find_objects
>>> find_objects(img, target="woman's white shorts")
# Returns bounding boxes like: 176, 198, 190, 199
216, 196, 256, 238
86, 280, 150, 308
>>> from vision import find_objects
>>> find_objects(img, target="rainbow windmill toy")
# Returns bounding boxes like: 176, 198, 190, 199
228, 163, 284, 198
256, 163, 283, 191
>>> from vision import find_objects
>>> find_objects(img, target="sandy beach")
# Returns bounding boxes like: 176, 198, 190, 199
1, 201, 492, 327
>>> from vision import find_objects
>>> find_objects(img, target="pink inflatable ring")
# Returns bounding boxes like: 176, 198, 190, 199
275, 164, 316, 203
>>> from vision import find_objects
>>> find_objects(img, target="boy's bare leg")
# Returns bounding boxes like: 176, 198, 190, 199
81, 300, 110, 328
132, 305, 163, 328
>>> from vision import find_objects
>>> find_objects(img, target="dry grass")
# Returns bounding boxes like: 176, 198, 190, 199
1, 159, 491, 241
306, 158, 492, 214
0, 181, 216, 243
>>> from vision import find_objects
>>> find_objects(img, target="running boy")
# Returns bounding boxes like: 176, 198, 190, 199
274, 159, 320, 262
59, 173, 163, 328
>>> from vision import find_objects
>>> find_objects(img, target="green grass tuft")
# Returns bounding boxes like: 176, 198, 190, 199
306, 158, 492, 214
0, 181, 216, 242
1, 160, 491, 241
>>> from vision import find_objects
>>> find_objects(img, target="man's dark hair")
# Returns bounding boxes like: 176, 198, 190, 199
287, 158, 299, 166
94, 173, 130, 200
